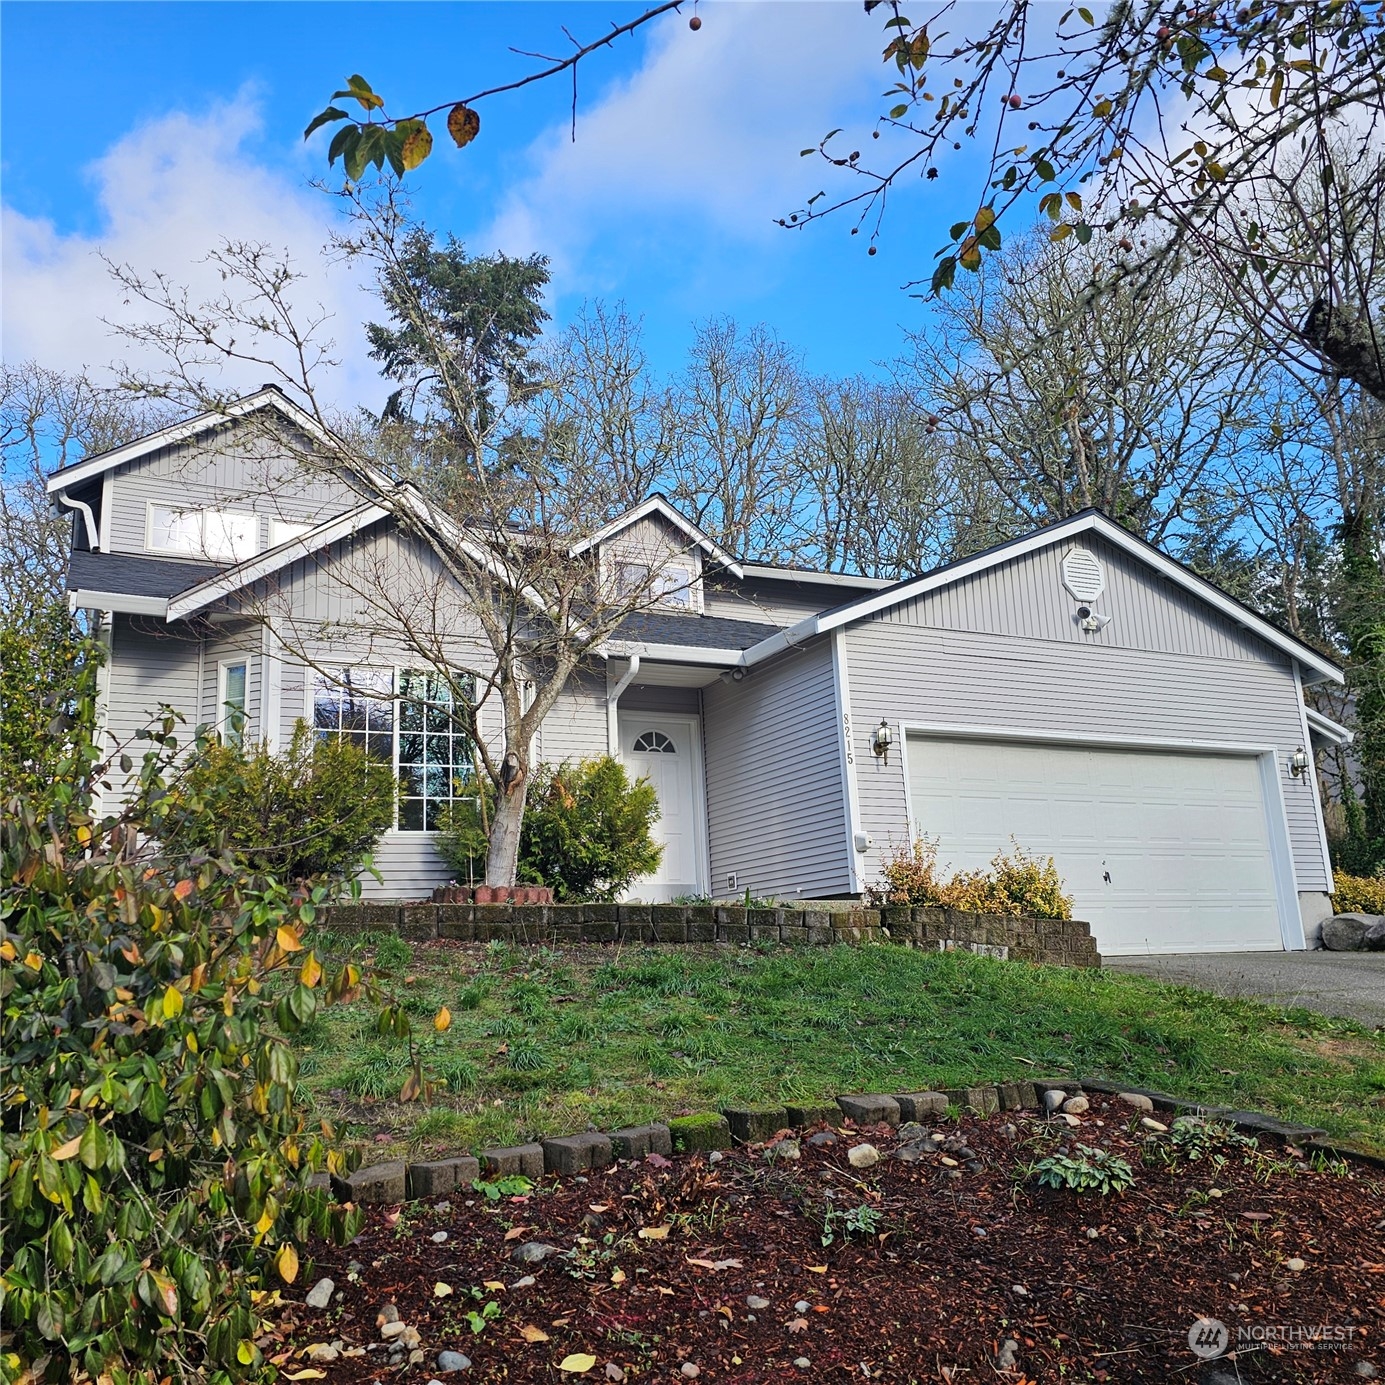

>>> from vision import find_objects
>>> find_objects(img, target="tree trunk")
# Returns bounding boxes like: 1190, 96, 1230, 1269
485, 774, 530, 886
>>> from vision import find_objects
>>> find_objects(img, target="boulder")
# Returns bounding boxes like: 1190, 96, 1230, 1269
1365, 918, 1385, 951
1322, 913, 1375, 951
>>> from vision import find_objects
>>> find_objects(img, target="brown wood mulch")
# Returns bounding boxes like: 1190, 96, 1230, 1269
275, 1095, 1385, 1384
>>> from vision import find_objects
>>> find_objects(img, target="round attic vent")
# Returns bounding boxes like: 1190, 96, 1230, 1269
1061, 548, 1104, 603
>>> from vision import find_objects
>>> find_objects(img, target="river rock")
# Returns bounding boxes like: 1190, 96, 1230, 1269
847, 1143, 880, 1169
436, 1351, 472, 1372
305, 1278, 335, 1310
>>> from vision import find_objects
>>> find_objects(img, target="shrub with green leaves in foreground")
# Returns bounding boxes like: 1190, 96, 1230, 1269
435, 757, 662, 900
0, 679, 373, 1383
159, 719, 396, 884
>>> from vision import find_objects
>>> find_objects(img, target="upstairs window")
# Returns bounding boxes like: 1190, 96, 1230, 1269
148, 503, 258, 563
269, 518, 313, 548
614, 558, 697, 611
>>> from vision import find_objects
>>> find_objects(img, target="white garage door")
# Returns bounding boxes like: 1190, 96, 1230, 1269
905, 736, 1285, 955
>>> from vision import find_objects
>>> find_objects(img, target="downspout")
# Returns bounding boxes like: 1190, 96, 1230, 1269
56, 489, 100, 551
606, 654, 640, 755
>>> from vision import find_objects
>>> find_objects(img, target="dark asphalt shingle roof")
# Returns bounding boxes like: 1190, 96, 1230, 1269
68, 549, 222, 600
612, 609, 782, 651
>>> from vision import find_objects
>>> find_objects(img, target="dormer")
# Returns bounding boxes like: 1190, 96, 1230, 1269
572, 496, 743, 617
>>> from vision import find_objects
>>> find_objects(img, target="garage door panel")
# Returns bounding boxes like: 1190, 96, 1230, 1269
906, 736, 1284, 954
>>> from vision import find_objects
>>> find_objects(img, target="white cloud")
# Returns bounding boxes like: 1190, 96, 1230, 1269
478, 2, 885, 286
2, 96, 379, 409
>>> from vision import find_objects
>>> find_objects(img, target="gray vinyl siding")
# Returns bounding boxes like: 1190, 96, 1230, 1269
704, 576, 847, 626
360, 835, 455, 900
845, 559, 1331, 895
620, 684, 701, 715
102, 420, 358, 558
602, 515, 705, 610
537, 669, 609, 763
103, 615, 202, 798
702, 636, 851, 899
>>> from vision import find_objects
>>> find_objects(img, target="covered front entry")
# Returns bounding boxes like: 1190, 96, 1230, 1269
904, 733, 1294, 955
618, 712, 709, 902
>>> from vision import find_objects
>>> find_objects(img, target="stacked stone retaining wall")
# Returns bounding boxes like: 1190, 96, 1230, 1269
320, 901, 1100, 968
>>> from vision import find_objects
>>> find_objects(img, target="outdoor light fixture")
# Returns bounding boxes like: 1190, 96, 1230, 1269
872, 719, 893, 759
1289, 746, 1310, 778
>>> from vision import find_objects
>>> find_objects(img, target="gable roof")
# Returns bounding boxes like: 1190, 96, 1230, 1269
568, 494, 745, 579
739, 509, 1344, 686
45, 385, 332, 496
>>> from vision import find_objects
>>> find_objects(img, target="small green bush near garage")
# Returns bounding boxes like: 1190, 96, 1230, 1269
296, 934, 1385, 1162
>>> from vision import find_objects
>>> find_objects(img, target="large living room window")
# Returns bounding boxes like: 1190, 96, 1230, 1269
312, 667, 475, 832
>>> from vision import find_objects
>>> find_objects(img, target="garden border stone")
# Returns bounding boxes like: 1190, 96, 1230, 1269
319, 901, 1100, 968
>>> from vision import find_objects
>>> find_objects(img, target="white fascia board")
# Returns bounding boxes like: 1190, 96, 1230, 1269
166, 502, 389, 620
776, 512, 1343, 687
1305, 705, 1354, 745
45, 388, 336, 495
742, 615, 821, 667
740, 563, 892, 590
599, 641, 749, 667
69, 590, 169, 618
569, 495, 745, 578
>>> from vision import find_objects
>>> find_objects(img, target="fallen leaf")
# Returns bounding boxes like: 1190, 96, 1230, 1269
284, 1373, 325, 1381
519, 1324, 549, 1343
434, 1006, 452, 1032
805, 1265, 828, 1274
552, 1318, 572, 1327
434, 1283, 453, 1298
588, 1203, 610, 1213
610, 1268, 627, 1285
686, 1258, 743, 1271
645, 1152, 672, 1168
504, 1226, 530, 1241
638, 1224, 671, 1241
558, 1354, 597, 1374
787, 1317, 809, 1334
483, 1280, 505, 1292
1242, 1212, 1272, 1221
715, 1305, 733, 1320
812, 1304, 830, 1313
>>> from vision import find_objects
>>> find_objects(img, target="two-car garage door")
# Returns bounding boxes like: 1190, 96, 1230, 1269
905, 735, 1286, 955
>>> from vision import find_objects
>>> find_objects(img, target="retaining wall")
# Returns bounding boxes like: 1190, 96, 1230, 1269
320, 900, 1101, 968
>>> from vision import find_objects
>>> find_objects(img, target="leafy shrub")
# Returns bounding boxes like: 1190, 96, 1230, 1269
435, 756, 662, 901
1330, 869, 1385, 915
1143, 1117, 1258, 1168
821, 1203, 884, 1245
0, 683, 372, 1382
159, 721, 396, 884
1029, 1144, 1135, 1194
870, 838, 1073, 919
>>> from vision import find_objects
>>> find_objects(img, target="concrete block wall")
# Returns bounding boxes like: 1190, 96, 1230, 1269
319, 901, 1101, 968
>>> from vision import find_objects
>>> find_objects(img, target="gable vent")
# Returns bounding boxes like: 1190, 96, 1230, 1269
1061, 548, 1104, 602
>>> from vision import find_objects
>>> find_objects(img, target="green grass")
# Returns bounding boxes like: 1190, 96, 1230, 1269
294, 935, 1385, 1159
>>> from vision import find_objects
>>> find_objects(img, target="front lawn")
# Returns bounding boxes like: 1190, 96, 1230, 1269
297, 934, 1385, 1157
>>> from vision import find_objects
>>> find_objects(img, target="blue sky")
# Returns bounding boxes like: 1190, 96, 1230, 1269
2, 1, 984, 410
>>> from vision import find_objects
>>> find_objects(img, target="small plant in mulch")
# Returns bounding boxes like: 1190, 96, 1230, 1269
1142, 1117, 1258, 1168
1028, 1143, 1137, 1194
471, 1175, 533, 1202
820, 1202, 884, 1245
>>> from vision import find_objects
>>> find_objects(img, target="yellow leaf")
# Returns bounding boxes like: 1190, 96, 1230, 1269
482, 1280, 505, 1292
161, 986, 184, 1020
0, 939, 16, 962
23, 951, 42, 971
447, 104, 481, 148
974, 206, 995, 233
284, 1372, 326, 1380
806, 1265, 828, 1274
255, 1209, 275, 1236
276, 1242, 300, 1284
638, 1224, 671, 1240
519, 1323, 549, 1343
610, 1268, 626, 1285
401, 121, 434, 170
434, 1006, 451, 1032
276, 925, 303, 953
51, 1135, 82, 1161
434, 1282, 453, 1298
300, 953, 323, 988
558, 1355, 597, 1374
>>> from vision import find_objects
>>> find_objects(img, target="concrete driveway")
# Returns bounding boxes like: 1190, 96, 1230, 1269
1104, 951, 1385, 1028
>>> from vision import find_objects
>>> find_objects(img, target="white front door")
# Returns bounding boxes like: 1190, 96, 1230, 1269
619, 713, 708, 902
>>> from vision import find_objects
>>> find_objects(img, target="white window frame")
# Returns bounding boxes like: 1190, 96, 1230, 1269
146, 500, 260, 563
308, 665, 478, 834
268, 518, 313, 549
217, 658, 250, 748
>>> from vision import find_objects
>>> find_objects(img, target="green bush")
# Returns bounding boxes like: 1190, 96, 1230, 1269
1331, 869, 1385, 914
869, 838, 1073, 919
1, 677, 373, 1382
160, 721, 396, 883
435, 757, 662, 901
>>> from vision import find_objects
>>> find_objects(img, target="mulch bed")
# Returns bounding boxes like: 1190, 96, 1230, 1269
276, 1095, 1385, 1383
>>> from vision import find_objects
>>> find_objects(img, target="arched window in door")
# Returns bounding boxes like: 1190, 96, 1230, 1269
632, 729, 677, 753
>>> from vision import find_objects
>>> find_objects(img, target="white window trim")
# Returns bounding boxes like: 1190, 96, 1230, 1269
145, 499, 260, 563
895, 720, 1306, 951
217, 658, 250, 747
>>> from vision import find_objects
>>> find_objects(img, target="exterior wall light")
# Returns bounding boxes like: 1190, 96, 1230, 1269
1289, 746, 1310, 778
872, 719, 892, 759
